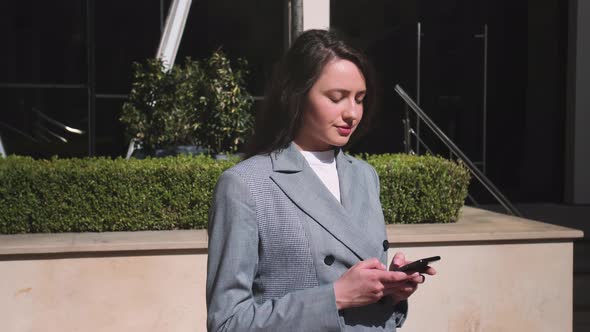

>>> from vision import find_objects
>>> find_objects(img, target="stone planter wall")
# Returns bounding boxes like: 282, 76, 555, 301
0, 207, 582, 332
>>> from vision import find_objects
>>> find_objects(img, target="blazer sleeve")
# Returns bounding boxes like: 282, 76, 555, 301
206, 170, 342, 332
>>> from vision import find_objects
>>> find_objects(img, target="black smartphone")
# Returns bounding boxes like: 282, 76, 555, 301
396, 256, 441, 273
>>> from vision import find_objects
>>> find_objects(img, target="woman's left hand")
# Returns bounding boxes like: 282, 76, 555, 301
384, 252, 437, 304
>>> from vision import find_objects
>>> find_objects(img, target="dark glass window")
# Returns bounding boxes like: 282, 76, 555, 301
0, 1, 88, 157
95, 97, 126, 156
332, 0, 567, 203
95, 0, 169, 95
0, 1, 86, 84
0, 87, 87, 158
0, 0, 282, 158
94, 0, 172, 156
331, 0, 420, 155
177, 0, 284, 96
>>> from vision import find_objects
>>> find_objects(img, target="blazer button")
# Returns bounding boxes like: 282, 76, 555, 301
324, 255, 335, 266
382, 240, 389, 251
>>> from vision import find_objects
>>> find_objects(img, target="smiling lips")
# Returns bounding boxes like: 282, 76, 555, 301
336, 125, 353, 136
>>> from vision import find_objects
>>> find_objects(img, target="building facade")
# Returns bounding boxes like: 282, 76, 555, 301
0, 0, 588, 204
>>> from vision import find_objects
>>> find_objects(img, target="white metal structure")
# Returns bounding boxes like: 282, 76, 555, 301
0, 134, 5, 157
127, 0, 192, 158
156, 0, 192, 70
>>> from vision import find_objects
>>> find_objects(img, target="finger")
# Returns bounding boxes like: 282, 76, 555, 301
382, 288, 400, 296
389, 254, 409, 271
388, 260, 400, 271
401, 274, 425, 285
415, 274, 426, 284
424, 266, 437, 275
399, 282, 418, 293
383, 271, 422, 288
376, 270, 415, 283
392, 252, 406, 267
357, 257, 387, 270
383, 277, 420, 289
384, 284, 417, 296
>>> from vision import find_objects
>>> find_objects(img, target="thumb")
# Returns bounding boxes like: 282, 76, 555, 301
393, 252, 406, 267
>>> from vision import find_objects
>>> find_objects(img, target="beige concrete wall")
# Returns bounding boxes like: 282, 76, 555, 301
0, 242, 573, 332
1, 253, 208, 332
394, 242, 573, 332
1, 208, 581, 332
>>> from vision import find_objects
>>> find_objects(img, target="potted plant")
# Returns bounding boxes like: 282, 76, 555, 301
120, 51, 254, 157
197, 51, 255, 157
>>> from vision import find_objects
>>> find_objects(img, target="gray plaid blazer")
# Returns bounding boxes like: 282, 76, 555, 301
206, 142, 407, 331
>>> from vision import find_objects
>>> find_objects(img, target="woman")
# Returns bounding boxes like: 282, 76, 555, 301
206, 29, 436, 331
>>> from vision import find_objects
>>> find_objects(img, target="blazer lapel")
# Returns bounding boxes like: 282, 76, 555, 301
336, 149, 367, 224
269, 143, 377, 260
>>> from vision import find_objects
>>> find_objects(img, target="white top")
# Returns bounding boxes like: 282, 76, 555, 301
300, 149, 341, 202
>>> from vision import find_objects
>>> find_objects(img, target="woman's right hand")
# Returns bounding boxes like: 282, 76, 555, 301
333, 258, 417, 310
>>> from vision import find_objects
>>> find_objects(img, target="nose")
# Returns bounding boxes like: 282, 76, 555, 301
342, 98, 362, 122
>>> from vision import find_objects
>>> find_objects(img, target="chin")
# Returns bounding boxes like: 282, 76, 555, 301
329, 138, 351, 147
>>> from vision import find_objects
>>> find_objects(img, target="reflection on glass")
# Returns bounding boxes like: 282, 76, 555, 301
0, 88, 88, 158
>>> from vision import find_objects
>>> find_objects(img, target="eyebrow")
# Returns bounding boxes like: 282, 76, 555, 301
326, 89, 367, 94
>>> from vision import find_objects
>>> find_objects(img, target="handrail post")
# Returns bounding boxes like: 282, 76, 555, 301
416, 22, 422, 154
403, 105, 411, 153
474, 24, 489, 174
483, 24, 488, 175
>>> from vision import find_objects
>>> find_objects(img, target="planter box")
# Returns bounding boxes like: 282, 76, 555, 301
0, 207, 582, 332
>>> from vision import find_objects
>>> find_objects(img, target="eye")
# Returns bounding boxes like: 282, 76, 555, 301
328, 94, 344, 103
355, 93, 366, 104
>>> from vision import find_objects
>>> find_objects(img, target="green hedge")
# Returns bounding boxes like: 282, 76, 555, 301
0, 156, 234, 234
365, 154, 470, 224
0, 154, 470, 234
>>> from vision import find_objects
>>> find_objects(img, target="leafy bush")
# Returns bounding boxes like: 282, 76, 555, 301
365, 154, 470, 224
120, 58, 204, 150
0, 153, 469, 234
120, 51, 254, 155
197, 52, 255, 154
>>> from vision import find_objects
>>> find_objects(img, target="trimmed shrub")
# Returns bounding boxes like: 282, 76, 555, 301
0, 153, 470, 234
365, 154, 470, 224
0, 155, 234, 234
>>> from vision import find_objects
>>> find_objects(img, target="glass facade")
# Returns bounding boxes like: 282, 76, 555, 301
0, 1, 88, 157
0, 0, 284, 158
331, 0, 567, 202
0, 0, 568, 202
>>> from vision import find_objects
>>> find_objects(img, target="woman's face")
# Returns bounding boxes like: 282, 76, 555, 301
294, 58, 366, 151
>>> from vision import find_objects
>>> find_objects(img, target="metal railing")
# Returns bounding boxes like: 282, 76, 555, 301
395, 84, 521, 217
